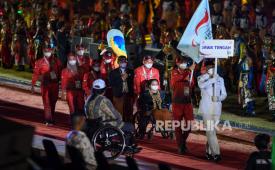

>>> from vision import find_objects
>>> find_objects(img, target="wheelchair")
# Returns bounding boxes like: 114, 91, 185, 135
134, 91, 174, 140
84, 118, 138, 160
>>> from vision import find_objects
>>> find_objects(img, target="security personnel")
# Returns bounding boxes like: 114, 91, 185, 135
198, 60, 227, 162
31, 40, 62, 125
61, 53, 85, 115
134, 55, 160, 97
170, 56, 195, 154
75, 44, 92, 73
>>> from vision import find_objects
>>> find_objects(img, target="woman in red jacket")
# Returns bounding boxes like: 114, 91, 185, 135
61, 53, 85, 115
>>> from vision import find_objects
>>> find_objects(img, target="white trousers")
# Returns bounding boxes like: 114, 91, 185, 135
202, 112, 221, 156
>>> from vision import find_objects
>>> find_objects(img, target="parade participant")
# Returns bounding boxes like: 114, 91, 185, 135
238, 45, 256, 116
134, 55, 160, 97
31, 40, 62, 125
109, 56, 134, 122
170, 56, 195, 154
100, 47, 116, 101
198, 60, 227, 162
100, 47, 116, 80
85, 79, 140, 152
138, 79, 172, 139
83, 60, 101, 97
75, 44, 92, 73
61, 53, 85, 115
266, 49, 275, 121
0, 20, 12, 69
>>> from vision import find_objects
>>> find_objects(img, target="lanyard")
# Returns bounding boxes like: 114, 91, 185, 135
142, 66, 153, 80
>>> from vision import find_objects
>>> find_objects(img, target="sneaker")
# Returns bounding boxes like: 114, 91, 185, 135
213, 155, 222, 162
206, 153, 213, 160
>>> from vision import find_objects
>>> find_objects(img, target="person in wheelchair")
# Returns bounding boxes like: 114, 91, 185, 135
85, 79, 141, 153
138, 79, 172, 139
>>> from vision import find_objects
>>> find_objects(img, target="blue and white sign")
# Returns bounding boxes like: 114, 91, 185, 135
199, 40, 234, 58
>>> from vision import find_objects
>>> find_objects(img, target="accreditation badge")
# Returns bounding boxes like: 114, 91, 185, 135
50, 71, 57, 80
184, 87, 190, 96
75, 80, 81, 89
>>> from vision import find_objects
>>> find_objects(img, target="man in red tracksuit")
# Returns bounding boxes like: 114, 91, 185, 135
82, 60, 101, 97
134, 55, 160, 97
170, 56, 195, 154
75, 44, 92, 73
100, 48, 116, 100
61, 54, 85, 115
31, 41, 62, 125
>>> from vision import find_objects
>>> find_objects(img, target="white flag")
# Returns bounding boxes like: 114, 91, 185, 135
177, 0, 213, 63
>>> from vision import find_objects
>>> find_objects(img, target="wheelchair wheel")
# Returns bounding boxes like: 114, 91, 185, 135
92, 125, 126, 160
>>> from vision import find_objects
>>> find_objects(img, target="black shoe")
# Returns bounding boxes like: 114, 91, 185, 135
178, 143, 188, 155
206, 153, 213, 160
124, 145, 142, 154
213, 155, 222, 162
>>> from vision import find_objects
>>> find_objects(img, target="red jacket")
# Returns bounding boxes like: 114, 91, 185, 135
134, 65, 160, 95
61, 67, 85, 91
170, 68, 194, 104
82, 71, 101, 96
100, 58, 116, 81
76, 55, 92, 73
32, 56, 62, 86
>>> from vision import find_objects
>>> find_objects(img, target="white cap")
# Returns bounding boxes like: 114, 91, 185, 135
92, 79, 106, 89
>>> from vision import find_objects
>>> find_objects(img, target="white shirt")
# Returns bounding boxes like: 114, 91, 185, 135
198, 74, 227, 115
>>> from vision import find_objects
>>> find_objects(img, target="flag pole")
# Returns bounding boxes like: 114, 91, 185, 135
214, 57, 218, 97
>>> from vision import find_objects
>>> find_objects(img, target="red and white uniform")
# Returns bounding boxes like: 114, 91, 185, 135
134, 65, 160, 95
170, 68, 194, 147
100, 57, 116, 81
83, 70, 101, 97
76, 55, 92, 73
32, 56, 62, 122
61, 67, 85, 115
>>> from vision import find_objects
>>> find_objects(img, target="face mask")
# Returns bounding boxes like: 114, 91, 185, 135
44, 52, 52, 58
151, 85, 158, 91
179, 63, 187, 69
144, 63, 153, 69
120, 62, 127, 68
69, 60, 77, 65
207, 68, 214, 75
105, 59, 112, 64
93, 66, 100, 72
77, 50, 84, 56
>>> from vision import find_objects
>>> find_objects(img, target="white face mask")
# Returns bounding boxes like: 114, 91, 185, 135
93, 66, 100, 72
144, 63, 153, 69
105, 59, 112, 64
120, 63, 127, 68
77, 50, 84, 56
179, 63, 187, 69
69, 60, 77, 65
44, 52, 52, 58
207, 68, 214, 75
151, 85, 159, 91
